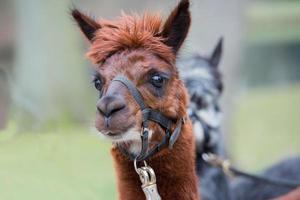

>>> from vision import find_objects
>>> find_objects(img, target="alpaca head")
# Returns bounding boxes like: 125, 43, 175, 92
179, 38, 223, 151
72, 0, 191, 156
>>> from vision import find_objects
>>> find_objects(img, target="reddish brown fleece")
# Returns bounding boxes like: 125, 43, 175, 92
273, 188, 300, 200
87, 13, 175, 65
111, 120, 200, 200
72, 0, 200, 199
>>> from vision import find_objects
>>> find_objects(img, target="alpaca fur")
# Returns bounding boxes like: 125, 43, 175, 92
179, 39, 230, 200
87, 14, 175, 65
72, 0, 200, 200
275, 187, 300, 200
180, 40, 300, 200
231, 156, 300, 200
111, 120, 199, 200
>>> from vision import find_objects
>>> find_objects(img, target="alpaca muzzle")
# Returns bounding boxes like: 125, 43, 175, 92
111, 75, 185, 161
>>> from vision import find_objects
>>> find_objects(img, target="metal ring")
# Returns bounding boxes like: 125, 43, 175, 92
134, 158, 148, 173
222, 160, 233, 177
141, 127, 150, 136
202, 153, 216, 164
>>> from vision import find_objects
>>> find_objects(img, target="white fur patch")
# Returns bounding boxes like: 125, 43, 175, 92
197, 106, 222, 128
117, 127, 141, 143
181, 67, 213, 81
97, 127, 154, 155
129, 142, 142, 156
125, 129, 153, 155
194, 121, 205, 146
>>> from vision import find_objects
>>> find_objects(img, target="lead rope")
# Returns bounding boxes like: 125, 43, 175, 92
202, 153, 300, 189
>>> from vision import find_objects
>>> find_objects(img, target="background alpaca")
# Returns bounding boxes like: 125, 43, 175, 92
179, 39, 230, 200
231, 156, 300, 200
181, 39, 300, 200
72, 0, 200, 199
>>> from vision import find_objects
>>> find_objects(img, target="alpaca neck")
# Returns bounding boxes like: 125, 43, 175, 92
111, 121, 200, 200
193, 107, 230, 200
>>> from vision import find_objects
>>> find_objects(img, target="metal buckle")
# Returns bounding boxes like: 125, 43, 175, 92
141, 127, 150, 137
202, 153, 234, 177
134, 159, 148, 173
134, 159, 161, 200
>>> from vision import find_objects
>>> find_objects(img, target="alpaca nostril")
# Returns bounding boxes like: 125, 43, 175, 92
97, 95, 126, 118
104, 104, 126, 117
109, 105, 126, 116
97, 106, 106, 117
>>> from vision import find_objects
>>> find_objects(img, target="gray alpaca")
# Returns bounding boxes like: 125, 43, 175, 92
179, 39, 300, 200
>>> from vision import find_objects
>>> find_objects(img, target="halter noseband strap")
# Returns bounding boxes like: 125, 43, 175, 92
112, 75, 184, 161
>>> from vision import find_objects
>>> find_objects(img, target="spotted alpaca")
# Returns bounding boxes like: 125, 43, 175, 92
181, 39, 300, 200
179, 39, 230, 200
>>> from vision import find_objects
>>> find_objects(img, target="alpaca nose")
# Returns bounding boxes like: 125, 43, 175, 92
97, 95, 126, 118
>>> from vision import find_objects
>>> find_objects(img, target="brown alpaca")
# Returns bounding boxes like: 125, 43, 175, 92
274, 187, 300, 200
72, 0, 200, 199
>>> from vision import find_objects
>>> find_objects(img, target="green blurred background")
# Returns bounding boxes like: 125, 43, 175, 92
0, 0, 299, 199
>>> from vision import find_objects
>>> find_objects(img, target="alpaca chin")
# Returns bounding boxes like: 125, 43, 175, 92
121, 129, 153, 156
103, 127, 154, 156
128, 142, 142, 156
193, 121, 205, 146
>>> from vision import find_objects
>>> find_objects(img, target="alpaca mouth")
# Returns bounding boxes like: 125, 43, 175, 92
99, 127, 142, 143
101, 131, 124, 140
107, 132, 117, 136
95, 115, 138, 141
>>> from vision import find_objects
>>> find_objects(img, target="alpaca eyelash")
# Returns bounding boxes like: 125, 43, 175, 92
148, 70, 170, 81
92, 77, 99, 84
91, 73, 104, 98
91, 77, 97, 83
92, 73, 102, 83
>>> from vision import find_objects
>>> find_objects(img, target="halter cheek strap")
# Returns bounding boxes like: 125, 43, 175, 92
112, 75, 185, 161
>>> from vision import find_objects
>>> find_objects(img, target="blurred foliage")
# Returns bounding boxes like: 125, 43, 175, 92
231, 84, 300, 171
246, 1, 300, 44
1, 84, 300, 199
0, 123, 116, 200
11, 0, 95, 129
241, 43, 300, 87
0, 0, 299, 198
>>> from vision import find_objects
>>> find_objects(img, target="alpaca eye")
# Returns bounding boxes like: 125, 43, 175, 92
94, 79, 102, 91
150, 74, 165, 88
191, 94, 206, 109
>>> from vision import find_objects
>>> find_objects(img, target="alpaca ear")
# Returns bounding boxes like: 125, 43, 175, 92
161, 0, 191, 53
210, 37, 223, 68
71, 9, 101, 42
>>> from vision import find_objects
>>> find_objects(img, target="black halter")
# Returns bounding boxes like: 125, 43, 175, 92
112, 75, 184, 161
